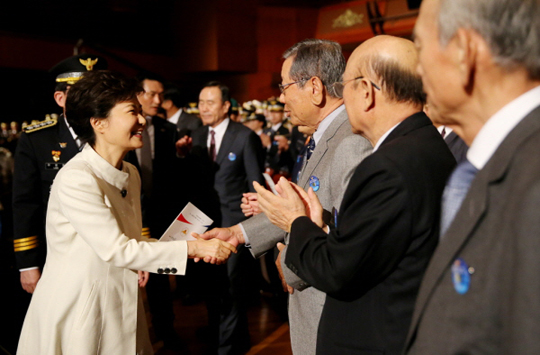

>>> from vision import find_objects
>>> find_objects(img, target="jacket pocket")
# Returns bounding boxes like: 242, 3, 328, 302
74, 280, 100, 331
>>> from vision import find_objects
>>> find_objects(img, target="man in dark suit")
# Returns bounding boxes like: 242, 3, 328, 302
10, 54, 107, 353
254, 35, 455, 354
162, 84, 202, 138
405, 0, 540, 353
125, 73, 184, 350
177, 81, 265, 354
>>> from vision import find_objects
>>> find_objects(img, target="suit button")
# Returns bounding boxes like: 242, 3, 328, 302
171, 268, 177, 274
157, 268, 164, 274
164, 268, 171, 274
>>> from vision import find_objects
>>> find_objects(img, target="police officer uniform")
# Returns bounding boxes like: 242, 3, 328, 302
263, 100, 293, 175
12, 54, 107, 278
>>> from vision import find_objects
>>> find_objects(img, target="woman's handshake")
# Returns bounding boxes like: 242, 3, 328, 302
187, 236, 237, 264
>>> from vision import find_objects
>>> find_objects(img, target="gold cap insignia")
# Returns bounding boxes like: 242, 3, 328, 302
52, 150, 61, 162
182, 229, 188, 235
79, 58, 99, 71
59, 142, 67, 148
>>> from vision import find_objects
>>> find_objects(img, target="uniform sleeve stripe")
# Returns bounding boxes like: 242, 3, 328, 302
14, 242, 40, 252
14, 240, 40, 247
14, 236, 39, 243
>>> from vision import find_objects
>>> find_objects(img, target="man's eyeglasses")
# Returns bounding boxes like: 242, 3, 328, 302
332, 76, 381, 96
278, 78, 309, 93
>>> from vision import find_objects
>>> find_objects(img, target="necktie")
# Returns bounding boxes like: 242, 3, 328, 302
440, 159, 479, 238
441, 126, 447, 139
209, 129, 216, 161
306, 137, 316, 160
291, 136, 315, 183
140, 124, 153, 198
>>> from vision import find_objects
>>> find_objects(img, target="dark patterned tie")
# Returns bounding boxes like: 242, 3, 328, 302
306, 136, 316, 160
209, 129, 216, 161
291, 137, 316, 183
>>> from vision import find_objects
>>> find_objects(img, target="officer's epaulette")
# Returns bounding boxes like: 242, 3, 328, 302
24, 115, 58, 134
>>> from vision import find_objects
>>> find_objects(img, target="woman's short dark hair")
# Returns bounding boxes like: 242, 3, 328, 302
66, 70, 143, 146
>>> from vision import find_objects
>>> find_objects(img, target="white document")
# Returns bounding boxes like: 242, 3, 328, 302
159, 202, 213, 242
262, 173, 278, 195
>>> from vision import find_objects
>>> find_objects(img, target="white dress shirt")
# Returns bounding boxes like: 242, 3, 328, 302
373, 122, 401, 152
167, 108, 183, 125
207, 118, 230, 155
468, 85, 540, 170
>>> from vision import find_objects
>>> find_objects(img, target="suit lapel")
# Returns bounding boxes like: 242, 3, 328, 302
298, 109, 348, 189
216, 121, 238, 164
407, 105, 540, 345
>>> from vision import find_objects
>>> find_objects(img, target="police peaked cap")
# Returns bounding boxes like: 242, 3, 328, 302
49, 54, 108, 85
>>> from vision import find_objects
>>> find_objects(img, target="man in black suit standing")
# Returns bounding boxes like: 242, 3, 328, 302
177, 81, 265, 354
162, 85, 202, 138
255, 35, 456, 355
405, 0, 540, 353
125, 73, 184, 350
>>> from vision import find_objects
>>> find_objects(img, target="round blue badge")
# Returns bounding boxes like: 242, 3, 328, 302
228, 152, 236, 161
309, 175, 320, 192
451, 258, 471, 294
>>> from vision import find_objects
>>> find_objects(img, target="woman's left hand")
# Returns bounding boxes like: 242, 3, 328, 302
138, 270, 149, 288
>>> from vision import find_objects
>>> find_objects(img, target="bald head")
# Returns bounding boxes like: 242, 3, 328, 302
348, 35, 425, 106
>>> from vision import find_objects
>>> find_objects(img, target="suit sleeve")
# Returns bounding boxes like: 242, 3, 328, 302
54, 166, 189, 275
12, 132, 44, 269
282, 134, 373, 290
243, 130, 265, 192
505, 181, 540, 352
241, 212, 287, 258
285, 156, 413, 298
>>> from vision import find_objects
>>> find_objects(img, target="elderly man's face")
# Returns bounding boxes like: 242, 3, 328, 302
342, 64, 369, 135
279, 57, 317, 134
414, 0, 462, 125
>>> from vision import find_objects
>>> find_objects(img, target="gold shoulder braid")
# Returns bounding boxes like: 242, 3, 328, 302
24, 115, 58, 134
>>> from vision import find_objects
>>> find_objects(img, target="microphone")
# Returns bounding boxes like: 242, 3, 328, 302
121, 190, 127, 198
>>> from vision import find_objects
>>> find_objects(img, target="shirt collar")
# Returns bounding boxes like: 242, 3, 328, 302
64, 115, 82, 148
373, 122, 401, 152
468, 85, 540, 170
167, 109, 182, 125
312, 104, 345, 145
209, 117, 230, 137
271, 122, 282, 131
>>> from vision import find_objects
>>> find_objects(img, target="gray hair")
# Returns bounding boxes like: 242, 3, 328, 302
439, 0, 540, 79
283, 39, 346, 98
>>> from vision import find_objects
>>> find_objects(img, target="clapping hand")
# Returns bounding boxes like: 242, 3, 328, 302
241, 192, 261, 217
254, 177, 325, 231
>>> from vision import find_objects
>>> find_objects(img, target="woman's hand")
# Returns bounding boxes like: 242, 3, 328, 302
186, 236, 237, 265
138, 270, 149, 288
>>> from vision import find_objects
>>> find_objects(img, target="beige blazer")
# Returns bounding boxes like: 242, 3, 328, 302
17, 145, 188, 355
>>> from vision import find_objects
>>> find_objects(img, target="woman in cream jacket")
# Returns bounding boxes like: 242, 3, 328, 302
17, 70, 236, 355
